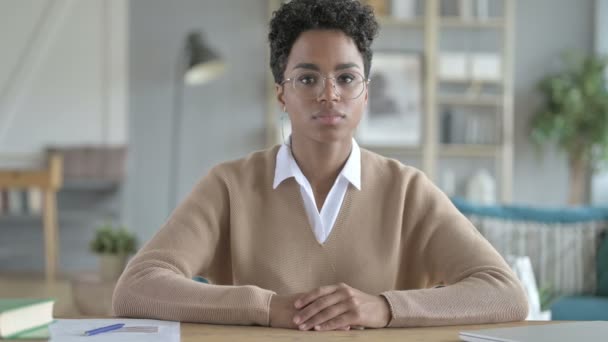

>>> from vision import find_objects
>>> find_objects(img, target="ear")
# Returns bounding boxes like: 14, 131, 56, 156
276, 83, 286, 111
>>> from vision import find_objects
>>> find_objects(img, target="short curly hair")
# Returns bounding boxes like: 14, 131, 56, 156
268, 0, 379, 84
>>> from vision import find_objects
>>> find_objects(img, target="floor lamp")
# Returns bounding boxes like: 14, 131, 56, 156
168, 31, 225, 213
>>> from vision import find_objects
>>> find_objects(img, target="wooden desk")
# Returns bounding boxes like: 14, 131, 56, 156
181, 321, 554, 342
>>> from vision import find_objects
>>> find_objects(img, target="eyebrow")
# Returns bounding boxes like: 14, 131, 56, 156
292, 63, 361, 71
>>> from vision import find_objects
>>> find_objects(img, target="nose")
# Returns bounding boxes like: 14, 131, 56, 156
317, 78, 340, 102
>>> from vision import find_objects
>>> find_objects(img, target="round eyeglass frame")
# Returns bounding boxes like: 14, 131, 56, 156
280, 70, 370, 100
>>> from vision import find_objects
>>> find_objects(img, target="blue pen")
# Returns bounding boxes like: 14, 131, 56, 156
84, 323, 125, 336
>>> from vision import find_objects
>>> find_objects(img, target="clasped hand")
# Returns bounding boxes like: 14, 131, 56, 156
269, 283, 391, 331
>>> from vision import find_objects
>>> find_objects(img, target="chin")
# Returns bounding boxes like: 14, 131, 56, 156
311, 129, 353, 144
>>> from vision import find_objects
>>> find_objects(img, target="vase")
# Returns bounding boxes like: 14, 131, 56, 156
466, 169, 496, 205
99, 253, 128, 281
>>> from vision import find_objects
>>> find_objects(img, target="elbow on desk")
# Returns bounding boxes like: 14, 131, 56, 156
502, 278, 530, 322
111, 276, 140, 318
472, 269, 530, 323
507, 294, 529, 322
111, 281, 127, 317
514, 290, 530, 321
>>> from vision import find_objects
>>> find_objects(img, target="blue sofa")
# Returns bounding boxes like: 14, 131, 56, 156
452, 198, 608, 321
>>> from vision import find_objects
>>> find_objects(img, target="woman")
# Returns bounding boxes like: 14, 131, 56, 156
113, 0, 527, 331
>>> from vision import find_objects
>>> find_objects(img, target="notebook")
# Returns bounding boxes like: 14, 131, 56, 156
49, 319, 179, 342
459, 321, 608, 342
0, 298, 54, 339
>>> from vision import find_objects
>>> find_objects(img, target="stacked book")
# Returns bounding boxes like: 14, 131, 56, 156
0, 298, 54, 339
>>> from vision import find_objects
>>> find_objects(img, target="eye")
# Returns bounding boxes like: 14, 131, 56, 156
296, 73, 318, 86
337, 73, 356, 84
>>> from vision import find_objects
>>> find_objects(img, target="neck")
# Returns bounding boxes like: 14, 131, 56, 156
289, 135, 352, 189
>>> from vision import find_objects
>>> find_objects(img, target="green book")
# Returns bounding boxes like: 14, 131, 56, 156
0, 299, 54, 339
2, 323, 51, 340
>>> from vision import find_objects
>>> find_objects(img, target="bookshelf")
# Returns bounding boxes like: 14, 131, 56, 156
439, 16, 505, 28
0, 153, 63, 281
265, 0, 515, 203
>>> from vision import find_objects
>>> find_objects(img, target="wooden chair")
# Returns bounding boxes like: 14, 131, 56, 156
0, 153, 63, 281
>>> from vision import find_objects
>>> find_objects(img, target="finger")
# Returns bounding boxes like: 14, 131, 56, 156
298, 325, 351, 331
297, 301, 350, 330
294, 284, 339, 309
313, 312, 356, 332
294, 290, 350, 326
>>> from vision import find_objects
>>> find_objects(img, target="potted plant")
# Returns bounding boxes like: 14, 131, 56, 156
90, 223, 137, 280
530, 52, 608, 205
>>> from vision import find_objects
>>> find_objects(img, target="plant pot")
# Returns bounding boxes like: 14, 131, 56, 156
99, 253, 128, 281
71, 272, 116, 316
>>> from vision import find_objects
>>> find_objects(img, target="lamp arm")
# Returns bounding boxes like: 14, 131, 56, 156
167, 44, 187, 215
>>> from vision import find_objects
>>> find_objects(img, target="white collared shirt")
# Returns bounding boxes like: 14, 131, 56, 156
273, 139, 361, 244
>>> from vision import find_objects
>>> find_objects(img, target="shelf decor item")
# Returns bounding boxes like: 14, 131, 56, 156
358, 52, 423, 146
466, 168, 496, 204
391, 0, 417, 19
470, 53, 502, 82
530, 53, 608, 205
439, 52, 469, 81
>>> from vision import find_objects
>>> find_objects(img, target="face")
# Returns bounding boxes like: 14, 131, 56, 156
277, 29, 368, 145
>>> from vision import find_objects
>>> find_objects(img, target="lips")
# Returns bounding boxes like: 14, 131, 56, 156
313, 110, 346, 125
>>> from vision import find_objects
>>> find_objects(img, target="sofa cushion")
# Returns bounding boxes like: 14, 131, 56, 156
551, 295, 608, 320
598, 232, 608, 296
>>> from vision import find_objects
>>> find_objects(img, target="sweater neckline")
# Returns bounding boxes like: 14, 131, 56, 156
288, 180, 355, 247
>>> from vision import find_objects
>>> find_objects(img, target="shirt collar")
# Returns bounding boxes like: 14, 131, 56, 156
273, 138, 361, 190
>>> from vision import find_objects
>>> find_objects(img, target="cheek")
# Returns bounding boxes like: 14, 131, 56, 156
285, 97, 311, 121
350, 99, 367, 120
284, 91, 299, 109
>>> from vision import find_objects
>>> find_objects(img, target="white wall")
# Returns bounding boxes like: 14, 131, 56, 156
128, 0, 268, 240
0, 0, 128, 157
511, 0, 594, 206
591, 0, 608, 205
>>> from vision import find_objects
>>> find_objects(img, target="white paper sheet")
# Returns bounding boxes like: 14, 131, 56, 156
48, 319, 179, 342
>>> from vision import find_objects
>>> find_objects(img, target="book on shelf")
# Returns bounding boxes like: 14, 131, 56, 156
0, 298, 54, 339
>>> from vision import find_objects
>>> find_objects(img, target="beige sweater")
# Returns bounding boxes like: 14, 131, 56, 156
112, 146, 528, 327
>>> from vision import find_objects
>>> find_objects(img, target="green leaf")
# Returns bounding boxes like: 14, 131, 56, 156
90, 222, 138, 255
529, 52, 608, 167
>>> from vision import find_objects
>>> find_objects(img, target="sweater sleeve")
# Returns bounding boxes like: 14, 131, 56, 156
112, 166, 275, 326
380, 172, 528, 327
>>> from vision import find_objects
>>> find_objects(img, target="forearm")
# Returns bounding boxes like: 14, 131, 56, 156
381, 267, 528, 327
112, 252, 275, 326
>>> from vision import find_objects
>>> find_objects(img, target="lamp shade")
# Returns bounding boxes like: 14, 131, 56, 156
184, 32, 226, 85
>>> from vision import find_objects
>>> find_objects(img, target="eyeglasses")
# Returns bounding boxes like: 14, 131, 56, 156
281, 70, 369, 100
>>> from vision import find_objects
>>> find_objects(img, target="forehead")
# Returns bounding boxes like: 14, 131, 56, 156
285, 30, 364, 72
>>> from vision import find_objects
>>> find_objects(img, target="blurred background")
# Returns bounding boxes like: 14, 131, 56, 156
1, 0, 607, 321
